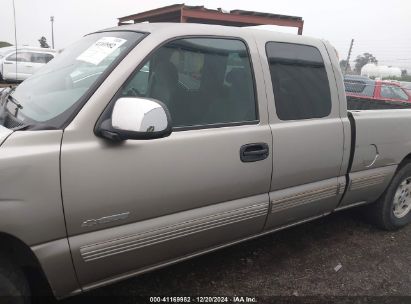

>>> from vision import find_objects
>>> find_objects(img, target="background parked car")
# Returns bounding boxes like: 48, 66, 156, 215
344, 75, 411, 109
0, 47, 56, 82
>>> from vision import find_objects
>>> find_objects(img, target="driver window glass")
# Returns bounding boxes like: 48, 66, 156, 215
121, 38, 257, 128
6, 52, 32, 62
123, 62, 150, 96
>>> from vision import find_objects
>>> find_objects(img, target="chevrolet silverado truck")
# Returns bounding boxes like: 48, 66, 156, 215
1, 23, 411, 302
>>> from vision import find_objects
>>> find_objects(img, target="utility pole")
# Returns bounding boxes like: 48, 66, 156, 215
344, 39, 354, 75
50, 16, 54, 49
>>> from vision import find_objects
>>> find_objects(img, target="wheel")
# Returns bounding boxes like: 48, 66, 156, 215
370, 162, 411, 230
0, 254, 30, 304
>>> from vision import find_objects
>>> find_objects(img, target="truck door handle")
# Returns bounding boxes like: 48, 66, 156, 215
240, 143, 269, 162
4, 62, 13, 65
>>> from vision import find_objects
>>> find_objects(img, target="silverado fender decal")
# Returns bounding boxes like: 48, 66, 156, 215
81, 212, 130, 228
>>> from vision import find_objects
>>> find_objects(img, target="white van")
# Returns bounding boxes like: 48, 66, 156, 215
0, 47, 56, 82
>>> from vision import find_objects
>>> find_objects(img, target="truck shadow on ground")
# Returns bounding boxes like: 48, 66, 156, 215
38, 208, 411, 303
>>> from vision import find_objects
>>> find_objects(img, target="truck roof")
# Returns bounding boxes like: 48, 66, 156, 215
98, 22, 324, 46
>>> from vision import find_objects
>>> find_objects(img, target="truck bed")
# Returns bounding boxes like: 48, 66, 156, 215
347, 96, 411, 110
338, 109, 411, 208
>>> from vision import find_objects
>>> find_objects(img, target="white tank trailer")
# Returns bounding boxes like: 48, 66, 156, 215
361, 63, 402, 78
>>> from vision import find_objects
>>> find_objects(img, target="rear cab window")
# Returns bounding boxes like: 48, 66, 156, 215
265, 42, 332, 120
31, 53, 54, 64
344, 78, 375, 98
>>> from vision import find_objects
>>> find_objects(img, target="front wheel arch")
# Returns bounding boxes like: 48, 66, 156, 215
0, 233, 53, 297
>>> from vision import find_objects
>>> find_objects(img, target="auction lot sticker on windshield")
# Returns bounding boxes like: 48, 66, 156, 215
77, 37, 126, 65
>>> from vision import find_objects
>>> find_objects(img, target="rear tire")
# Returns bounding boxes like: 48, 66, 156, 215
369, 162, 411, 230
0, 254, 30, 304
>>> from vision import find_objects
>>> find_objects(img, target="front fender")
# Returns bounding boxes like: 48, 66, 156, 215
0, 130, 66, 245
0, 130, 81, 297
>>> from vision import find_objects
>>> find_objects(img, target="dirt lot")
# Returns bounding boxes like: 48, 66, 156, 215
40, 209, 410, 303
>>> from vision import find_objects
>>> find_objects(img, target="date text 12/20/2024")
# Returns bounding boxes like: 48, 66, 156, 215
149, 297, 258, 303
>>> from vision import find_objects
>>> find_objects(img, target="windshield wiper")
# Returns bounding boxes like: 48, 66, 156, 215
6, 93, 23, 117
0, 86, 14, 103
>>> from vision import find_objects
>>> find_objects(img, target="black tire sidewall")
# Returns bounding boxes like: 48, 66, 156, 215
0, 273, 23, 296
0, 255, 30, 304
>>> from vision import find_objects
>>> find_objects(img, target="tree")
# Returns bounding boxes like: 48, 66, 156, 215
354, 53, 378, 74
38, 36, 50, 48
0, 41, 12, 48
401, 69, 408, 77
339, 60, 352, 73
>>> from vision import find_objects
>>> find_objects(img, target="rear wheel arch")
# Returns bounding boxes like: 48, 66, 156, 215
367, 162, 411, 230
398, 153, 411, 170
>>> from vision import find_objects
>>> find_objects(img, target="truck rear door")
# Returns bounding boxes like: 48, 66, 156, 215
255, 36, 346, 229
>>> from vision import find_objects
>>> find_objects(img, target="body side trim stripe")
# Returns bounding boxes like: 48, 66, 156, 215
349, 174, 386, 191
271, 185, 338, 213
80, 202, 269, 262
82, 208, 267, 258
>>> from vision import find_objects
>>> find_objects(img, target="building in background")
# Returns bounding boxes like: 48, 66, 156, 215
118, 4, 304, 35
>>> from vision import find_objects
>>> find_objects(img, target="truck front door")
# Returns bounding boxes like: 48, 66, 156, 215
61, 35, 273, 288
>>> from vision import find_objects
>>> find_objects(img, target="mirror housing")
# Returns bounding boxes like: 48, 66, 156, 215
97, 97, 172, 141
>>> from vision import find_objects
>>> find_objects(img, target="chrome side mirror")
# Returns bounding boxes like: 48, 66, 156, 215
97, 97, 172, 141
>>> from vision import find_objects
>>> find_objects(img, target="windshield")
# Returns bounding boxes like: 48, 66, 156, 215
8, 31, 144, 128
400, 82, 411, 90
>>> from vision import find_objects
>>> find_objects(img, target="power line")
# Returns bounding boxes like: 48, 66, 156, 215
344, 39, 354, 74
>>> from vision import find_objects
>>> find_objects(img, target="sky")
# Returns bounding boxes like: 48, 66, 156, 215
0, 0, 410, 71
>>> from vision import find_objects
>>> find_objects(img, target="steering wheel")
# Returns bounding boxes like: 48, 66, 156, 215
126, 87, 143, 97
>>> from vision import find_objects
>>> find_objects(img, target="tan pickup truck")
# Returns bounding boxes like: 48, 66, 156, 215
1, 23, 411, 303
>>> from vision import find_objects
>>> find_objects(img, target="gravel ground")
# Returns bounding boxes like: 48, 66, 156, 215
39, 208, 410, 303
